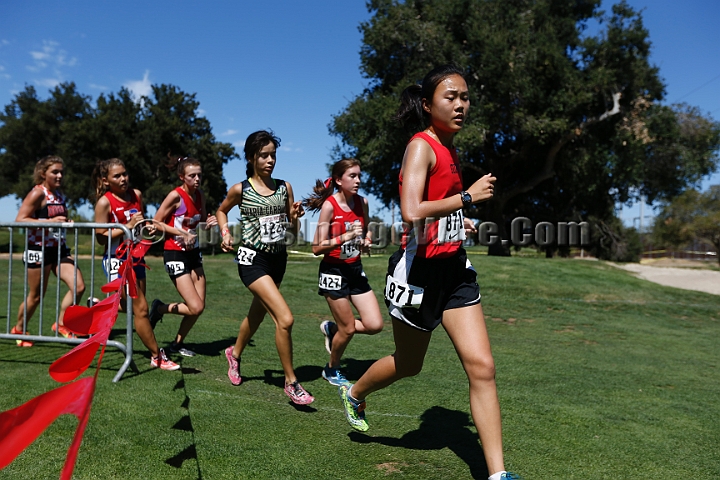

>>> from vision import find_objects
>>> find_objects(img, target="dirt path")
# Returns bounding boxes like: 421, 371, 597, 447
613, 259, 720, 296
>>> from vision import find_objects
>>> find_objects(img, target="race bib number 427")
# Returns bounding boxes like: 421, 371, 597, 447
385, 275, 424, 308
319, 273, 342, 291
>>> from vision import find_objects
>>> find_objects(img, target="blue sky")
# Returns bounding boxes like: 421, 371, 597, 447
0, 0, 718, 231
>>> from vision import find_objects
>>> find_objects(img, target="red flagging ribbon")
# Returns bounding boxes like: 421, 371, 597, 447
0, 239, 142, 478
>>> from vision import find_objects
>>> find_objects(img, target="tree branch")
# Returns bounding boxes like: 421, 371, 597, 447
499, 92, 623, 202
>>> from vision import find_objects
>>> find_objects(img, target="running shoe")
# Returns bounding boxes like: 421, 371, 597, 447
497, 473, 522, 480
150, 348, 180, 371
225, 346, 242, 385
148, 299, 164, 329
52, 322, 75, 339
10, 326, 33, 347
320, 320, 336, 354
338, 384, 368, 432
322, 364, 350, 386
168, 341, 196, 357
284, 381, 315, 405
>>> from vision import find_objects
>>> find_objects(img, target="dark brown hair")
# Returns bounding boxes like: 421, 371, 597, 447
395, 64, 466, 130
244, 130, 281, 177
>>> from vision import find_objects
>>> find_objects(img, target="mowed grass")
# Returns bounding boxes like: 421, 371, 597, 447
1, 250, 719, 479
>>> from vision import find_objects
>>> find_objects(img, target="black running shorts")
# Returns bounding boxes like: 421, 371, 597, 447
385, 248, 481, 332
236, 246, 287, 287
317, 260, 372, 298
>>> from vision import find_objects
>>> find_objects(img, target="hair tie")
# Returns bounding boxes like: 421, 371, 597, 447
324, 177, 332, 189
178, 156, 187, 163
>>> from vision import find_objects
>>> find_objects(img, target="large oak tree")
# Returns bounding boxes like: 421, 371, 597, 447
331, 0, 720, 255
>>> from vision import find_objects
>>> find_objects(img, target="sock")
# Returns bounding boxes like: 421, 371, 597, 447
488, 471, 507, 480
347, 386, 364, 405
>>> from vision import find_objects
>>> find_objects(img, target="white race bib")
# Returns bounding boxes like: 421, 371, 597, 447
259, 214, 287, 244
385, 275, 424, 308
339, 239, 360, 260
236, 247, 257, 266
436, 209, 466, 244
104, 257, 122, 275
23, 250, 43, 264
319, 273, 342, 291
165, 261, 185, 276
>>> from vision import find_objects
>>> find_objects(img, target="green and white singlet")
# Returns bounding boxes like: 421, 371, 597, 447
238, 178, 288, 254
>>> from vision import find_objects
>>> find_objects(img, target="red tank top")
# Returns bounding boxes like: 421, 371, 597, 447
323, 194, 365, 264
164, 187, 202, 251
104, 189, 142, 255
399, 132, 465, 259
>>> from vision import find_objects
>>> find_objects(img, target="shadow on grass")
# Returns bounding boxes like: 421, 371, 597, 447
349, 406, 488, 479
342, 358, 376, 382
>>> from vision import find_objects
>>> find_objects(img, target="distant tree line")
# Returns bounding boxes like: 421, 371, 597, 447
0, 83, 237, 212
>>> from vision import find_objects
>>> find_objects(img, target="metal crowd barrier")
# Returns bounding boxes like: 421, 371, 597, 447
0, 222, 138, 382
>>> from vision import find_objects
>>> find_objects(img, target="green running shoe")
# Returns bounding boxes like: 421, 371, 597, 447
339, 385, 368, 432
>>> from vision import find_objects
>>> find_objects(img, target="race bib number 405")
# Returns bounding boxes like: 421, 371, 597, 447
436, 209, 466, 244
385, 275, 424, 308
165, 261, 185, 276
259, 214, 287, 244
319, 273, 342, 291
236, 247, 257, 266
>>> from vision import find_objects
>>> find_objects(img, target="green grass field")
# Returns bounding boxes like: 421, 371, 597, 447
1, 250, 719, 479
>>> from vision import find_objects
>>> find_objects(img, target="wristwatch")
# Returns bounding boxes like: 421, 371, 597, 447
460, 190, 472, 208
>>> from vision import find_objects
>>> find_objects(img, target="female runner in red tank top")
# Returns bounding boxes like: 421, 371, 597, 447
13, 155, 86, 345
92, 158, 179, 370
336, 65, 518, 480
303, 159, 383, 386
150, 156, 217, 358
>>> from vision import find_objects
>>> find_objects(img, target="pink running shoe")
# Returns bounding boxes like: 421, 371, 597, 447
225, 346, 242, 386
150, 348, 180, 371
284, 381, 315, 405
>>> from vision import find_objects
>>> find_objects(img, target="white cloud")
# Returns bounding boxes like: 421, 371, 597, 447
26, 40, 78, 87
197, 108, 206, 116
89, 83, 108, 90
232, 140, 246, 148
36, 78, 60, 88
28, 40, 77, 70
221, 129, 238, 136
0, 39, 10, 47
124, 70, 152, 101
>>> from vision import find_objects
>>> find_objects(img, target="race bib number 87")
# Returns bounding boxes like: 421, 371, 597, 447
385, 275, 424, 308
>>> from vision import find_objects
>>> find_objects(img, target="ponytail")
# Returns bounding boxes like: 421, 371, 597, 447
394, 84, 424, 129
303, 177, 335, 213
